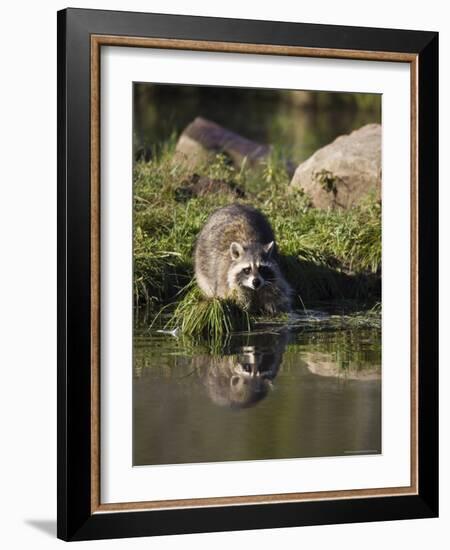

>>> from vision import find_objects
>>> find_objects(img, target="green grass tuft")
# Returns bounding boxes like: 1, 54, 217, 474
167, 285, 252, 339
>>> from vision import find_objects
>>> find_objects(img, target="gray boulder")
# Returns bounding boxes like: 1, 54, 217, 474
173, 117, 270, 171
290, 123, 381, 209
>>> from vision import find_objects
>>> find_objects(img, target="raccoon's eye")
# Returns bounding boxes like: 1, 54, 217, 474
242, 267, 251, 275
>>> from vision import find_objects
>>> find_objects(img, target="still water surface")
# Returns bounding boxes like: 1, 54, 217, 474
133, 325, 381, 466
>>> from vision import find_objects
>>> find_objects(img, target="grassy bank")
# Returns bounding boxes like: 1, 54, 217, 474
134, 140, 381, 333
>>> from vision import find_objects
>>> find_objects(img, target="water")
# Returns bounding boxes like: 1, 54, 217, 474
133, 325, 381, 466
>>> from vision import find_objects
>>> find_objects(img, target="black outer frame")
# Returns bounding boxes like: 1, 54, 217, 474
57, 7, 438, 542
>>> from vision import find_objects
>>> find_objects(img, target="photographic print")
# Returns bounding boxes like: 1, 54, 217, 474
132, 83, 382, 467
57, 8, 439, 540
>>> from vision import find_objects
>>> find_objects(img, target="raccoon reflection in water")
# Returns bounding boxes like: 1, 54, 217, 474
195, 331, 288, 409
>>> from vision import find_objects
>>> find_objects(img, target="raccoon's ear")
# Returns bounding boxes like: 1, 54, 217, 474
230, 242, 244, 260
263, 241, 275, 257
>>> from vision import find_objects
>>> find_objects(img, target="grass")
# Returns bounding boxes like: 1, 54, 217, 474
133, 138, 382, 336
142, 291, 381, 341
167, 285, 252, 339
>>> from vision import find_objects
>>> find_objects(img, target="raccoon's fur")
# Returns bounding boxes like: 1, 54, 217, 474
194, 204, 292, 314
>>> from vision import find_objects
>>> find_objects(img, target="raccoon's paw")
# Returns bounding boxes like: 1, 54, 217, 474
261, 301, 277, 315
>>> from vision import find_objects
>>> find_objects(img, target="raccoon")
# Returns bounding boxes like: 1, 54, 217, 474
194, 204, 292, 314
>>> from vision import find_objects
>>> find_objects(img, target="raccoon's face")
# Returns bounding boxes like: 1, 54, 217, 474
233, 346, 272, 379
228, 241, 277, 291
201, 341, 283, 409
229, 347, 274, 406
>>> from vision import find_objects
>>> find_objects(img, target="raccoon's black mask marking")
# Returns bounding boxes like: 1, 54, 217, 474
233, 260, 277, 291
258, 265, 276, 281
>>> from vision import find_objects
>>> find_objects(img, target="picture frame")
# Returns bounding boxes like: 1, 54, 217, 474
57, 7, 438, 541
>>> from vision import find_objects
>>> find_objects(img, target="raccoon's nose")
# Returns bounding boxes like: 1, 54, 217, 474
252, 278, 261, 289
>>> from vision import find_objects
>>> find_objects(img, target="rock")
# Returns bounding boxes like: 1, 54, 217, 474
173, 117, 270, 171
290, 123, 381, 209
175, 174, 245, 202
